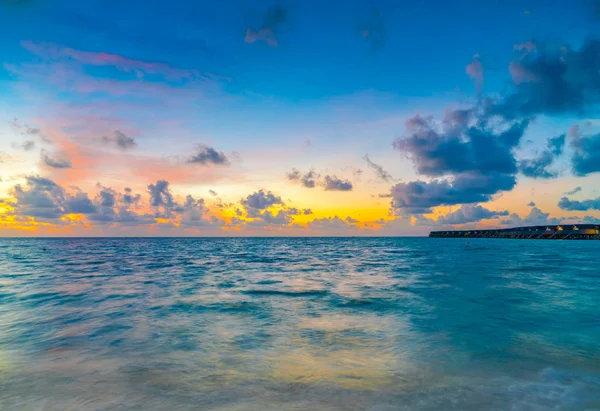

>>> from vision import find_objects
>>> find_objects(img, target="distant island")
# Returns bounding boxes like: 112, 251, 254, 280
429, 225, 600, 240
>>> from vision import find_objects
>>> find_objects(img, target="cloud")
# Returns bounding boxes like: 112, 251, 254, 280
9, 176, 67, 220
21, 41, 201, 81
245, 5, 287, 47
528, 201, 536, 207
307, 216, 359, 230
558, 196, 600, 211
565, 186, 582, 195
435, 204, 509, 225
241, 189, 283, 211
147, 179, 177, 218
518, 134, 565, 179
88, 185, 152, 225
285, 207, 314, 216
245, 28, 279, 47
394, 111, 528, 178
187, 145, 229, 166
64, 189, 96, 214
286, 168, 320, 188
389, 172, 516, 215
209, 190, 218, 196
390, 108, 527, 214
5, 176, 219, 230
501, 206, 562, 226
42, 150, 72, 169
9, 117, 50, 143
466, 57, 484, 91
582, 216, 600, 224
8, 176, 101, 221
259, 209, 292, 226
359, 8, 387, 50
491, 39, 600, 118
179, 195, 210, 228
363, 154, 394, 183
569, 125, 600, 176
11, 140, 35, 151
323, 175, 353, 191
101, 130, 137, 150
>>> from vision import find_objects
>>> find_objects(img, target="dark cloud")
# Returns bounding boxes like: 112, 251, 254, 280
569, 125, 600, 176
147, 180, 177, 218
389, 172, 516, 215
394, 112, 528, 177
209, 189, 218, 196
96, 184, 116, 207
308, 216, 358, 230
582, 216, 600, 224
286, 168, 320, 188
547, 134, 566, 156
390, 105, 531, 214
9, 176, 97, 220
565, 186, 582, 195
436, 204, 509, 225
65, 190, 96, 214
180, 195, 210, 227
501, 207, 562, 226
558, 196, 600, 211
303, 208, 313, 215
241, 189, 283, 210
323, 175, 353, 191
42, 150, 72, 169
363, 154, 394, 183
122, 187, 141, 206
10, 117, 51, 143
359, 8, 387, 50
89, 186, 152, 225
490, 39, 600, 118
11, 140, 35, 151
9, 176, 66, 220
6, 176, 211, 228
527, 201, 536, 207
101, 130, 137, 150
187, 145, 229, 166
518, 134, 565, 179
245, 5, 287, 47
259, 210, 292, 226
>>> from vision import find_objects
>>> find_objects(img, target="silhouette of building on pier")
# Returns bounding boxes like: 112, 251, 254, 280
429, 224, 600, 240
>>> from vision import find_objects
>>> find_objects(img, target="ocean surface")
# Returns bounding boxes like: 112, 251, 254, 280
0, 238, 599, 410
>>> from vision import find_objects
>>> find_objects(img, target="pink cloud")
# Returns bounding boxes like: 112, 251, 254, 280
509, 61, 538, 84
465, 59, 483, 91
21, 41, 201, 81
514, 41, 536, 53
244, 28, 279, 47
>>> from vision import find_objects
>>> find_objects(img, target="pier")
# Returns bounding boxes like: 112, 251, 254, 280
429, 224, 600, 240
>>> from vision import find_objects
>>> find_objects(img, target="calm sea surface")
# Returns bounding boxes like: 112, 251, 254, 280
0, 238, 599, 410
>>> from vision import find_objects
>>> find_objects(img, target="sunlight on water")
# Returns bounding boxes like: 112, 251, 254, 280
0, 238, 599, 410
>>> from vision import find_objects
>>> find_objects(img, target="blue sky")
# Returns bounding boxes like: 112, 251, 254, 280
1, 0, 599, 236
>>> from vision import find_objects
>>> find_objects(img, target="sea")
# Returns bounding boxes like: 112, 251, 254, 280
0, 237, 599, 410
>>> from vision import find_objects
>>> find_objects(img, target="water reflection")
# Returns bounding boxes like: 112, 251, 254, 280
0, 238, 599, 409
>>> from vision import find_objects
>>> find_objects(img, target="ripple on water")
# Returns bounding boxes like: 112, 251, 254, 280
0, 237, 598, 410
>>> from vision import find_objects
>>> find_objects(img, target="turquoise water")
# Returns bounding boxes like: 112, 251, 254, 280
0, 238, 599, 410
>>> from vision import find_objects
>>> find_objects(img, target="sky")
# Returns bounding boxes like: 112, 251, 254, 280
1, 0, 600, 236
